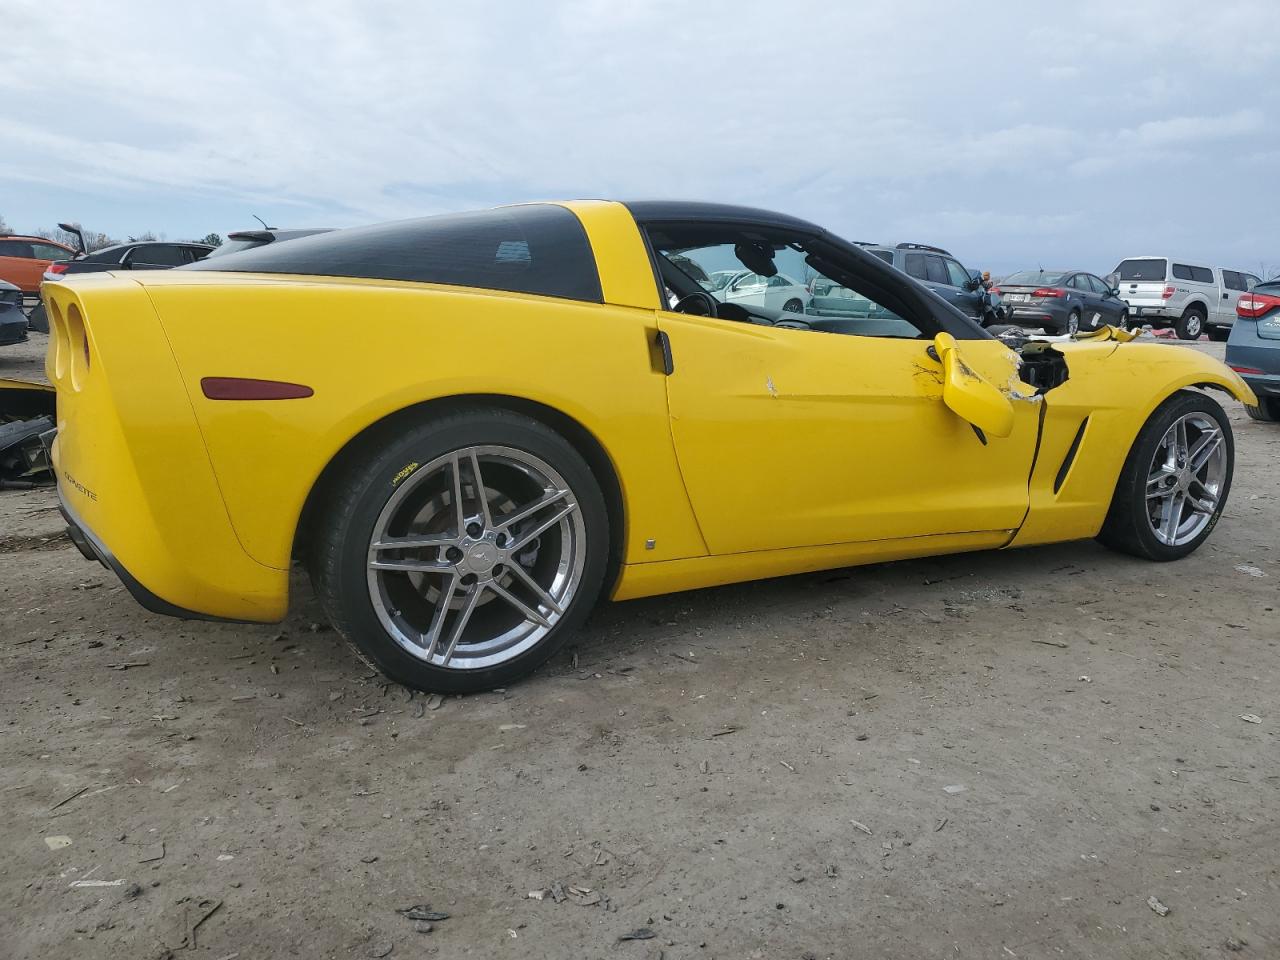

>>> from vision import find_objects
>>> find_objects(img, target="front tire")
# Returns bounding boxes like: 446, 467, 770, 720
310, 408, 610, 693
782, 298, 804, 314
1097, 391, 1233, 561
1175, 306, 1205, 340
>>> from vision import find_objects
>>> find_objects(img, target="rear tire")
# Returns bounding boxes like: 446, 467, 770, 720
1097, 390, 1233, 561
1064, 310, 1081, 336
1206, 326, 1230, 342
1245, 398, 1280, 422
1175, 306, 1205, 340
309, 408, 610, 693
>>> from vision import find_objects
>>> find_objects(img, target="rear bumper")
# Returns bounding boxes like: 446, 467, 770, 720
1240, 372, 1280, 398
59, 488, 254, 623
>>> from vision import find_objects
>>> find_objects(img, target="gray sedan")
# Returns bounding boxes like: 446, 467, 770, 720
995, 269, 1129, 335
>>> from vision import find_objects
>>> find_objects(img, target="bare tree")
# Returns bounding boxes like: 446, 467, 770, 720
0, 212, 9, 234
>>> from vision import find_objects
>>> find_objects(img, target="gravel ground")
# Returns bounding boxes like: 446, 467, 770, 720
2, 331, 1278, 960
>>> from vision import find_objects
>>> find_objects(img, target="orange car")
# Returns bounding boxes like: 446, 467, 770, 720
0, 233, 78, 294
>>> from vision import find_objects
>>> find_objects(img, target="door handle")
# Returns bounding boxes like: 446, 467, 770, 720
1222, 292, 1229, 299
654, 330, 675, 376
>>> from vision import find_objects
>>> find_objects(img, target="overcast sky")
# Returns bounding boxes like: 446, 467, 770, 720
2, 0, 1277, 274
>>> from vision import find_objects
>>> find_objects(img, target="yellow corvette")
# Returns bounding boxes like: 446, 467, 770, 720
43, 200, 1255, 692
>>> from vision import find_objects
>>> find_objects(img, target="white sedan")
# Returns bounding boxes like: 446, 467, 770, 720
718, 272, 810, 314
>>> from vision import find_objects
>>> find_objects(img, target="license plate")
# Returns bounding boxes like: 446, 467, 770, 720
1005, 293, 1028, 303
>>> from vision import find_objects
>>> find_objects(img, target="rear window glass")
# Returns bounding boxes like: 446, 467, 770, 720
1115, 259, 1166, 282
185, 204, 602, 302
205, 239, 264, 259
1254, 282, 1280, 296
1003, 270, 1068, 285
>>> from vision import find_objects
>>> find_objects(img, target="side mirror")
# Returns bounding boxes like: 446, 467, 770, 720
932, 332, 1015, 440
1110, 287, 1121, 298
964, 277, 982, 292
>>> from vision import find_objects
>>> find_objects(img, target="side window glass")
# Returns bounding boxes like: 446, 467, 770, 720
903, 253, 927, 280
646, 232, 929, 340
924, 255, 949, 284
1172, 263, 1192, 281
133, 245, 188, 267
944, 259, 970, 287
0, 240, 36, 258
1089, 275, 1109, 294
1245, 274, 1261, 290
1190, 265, 1213, 284
1222, 270, 1244, 292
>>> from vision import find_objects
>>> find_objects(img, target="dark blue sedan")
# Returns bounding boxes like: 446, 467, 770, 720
1226, 280, 1280, 422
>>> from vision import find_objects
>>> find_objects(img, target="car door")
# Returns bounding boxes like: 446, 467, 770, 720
943, 257, 980, 317
0, 239, 40, 292
1086, 274, 1125, 325
724, 272, 768, 308
649, 232, 1041, 556
1220, 270, 1246, 326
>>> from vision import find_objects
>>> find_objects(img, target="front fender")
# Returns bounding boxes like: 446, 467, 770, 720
1113, 342, 1258, 413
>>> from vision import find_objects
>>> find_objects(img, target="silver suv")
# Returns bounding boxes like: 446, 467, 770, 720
1109, 257, 1262, 341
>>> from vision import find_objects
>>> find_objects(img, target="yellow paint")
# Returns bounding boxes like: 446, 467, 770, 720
39, 203, 1258, 623
933, 331, 1015, 438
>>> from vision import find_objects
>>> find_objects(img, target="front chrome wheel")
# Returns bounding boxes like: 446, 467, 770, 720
1144, 412, 1227, 546
365, 445, 587, 671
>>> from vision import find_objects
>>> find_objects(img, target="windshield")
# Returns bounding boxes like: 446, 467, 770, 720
1002, 270, 1067, 286
1114, 259, 1167, 282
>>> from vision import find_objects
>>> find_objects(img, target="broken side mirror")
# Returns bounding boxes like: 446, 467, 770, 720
931, 332, 1015, 440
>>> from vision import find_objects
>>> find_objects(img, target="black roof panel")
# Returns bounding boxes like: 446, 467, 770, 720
622, 201, 824, 234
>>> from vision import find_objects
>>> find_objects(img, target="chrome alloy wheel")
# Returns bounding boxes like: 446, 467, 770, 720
365, 445, 586, 670
1144, 412, 1227, 546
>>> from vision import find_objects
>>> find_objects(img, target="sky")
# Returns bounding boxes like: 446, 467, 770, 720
1, 0, 1277, 276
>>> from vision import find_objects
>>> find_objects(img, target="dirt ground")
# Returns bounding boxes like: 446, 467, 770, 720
3, 331, 1278, 960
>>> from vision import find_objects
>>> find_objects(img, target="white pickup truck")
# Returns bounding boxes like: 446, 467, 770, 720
1109, 257, 1262, 341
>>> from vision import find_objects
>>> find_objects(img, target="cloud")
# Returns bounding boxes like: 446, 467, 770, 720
0, 0, 1276, 269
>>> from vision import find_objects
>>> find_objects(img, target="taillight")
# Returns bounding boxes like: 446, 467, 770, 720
1229, 365, 1265, 375
47, 263, 69, 274
1237, 293, 1280, 318
988, 286, 1001, 295
1032, 288, 1064, 298
1161, 285, 1175, 300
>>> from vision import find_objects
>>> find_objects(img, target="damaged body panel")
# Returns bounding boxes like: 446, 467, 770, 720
0, 377, 56, 486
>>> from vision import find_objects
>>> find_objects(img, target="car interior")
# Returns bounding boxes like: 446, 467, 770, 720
644, 224, 928, 340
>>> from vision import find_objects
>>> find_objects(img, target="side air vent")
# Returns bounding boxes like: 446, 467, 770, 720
1053, 417, 1089, 494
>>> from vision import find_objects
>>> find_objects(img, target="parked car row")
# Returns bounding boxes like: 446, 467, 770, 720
2, 224, 333, 337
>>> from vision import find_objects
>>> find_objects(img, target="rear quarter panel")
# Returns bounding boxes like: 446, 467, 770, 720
143, 275, 706, 573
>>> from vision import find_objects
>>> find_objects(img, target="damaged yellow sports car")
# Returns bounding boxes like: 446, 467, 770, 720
44, 201, 1255, 692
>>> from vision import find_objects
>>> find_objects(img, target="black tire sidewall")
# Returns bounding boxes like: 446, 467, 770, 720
1107, 391, 1234, 561
1177, 308, 1205, 340
314, 410, 610, 693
